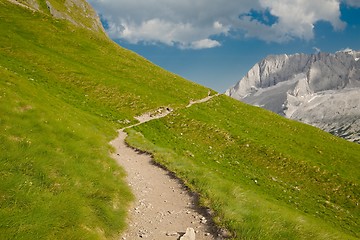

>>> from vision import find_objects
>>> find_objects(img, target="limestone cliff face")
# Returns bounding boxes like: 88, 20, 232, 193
225, 49, 360, 143
7, 0, 105, 33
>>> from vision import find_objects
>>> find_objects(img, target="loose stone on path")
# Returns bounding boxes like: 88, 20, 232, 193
180, 228, 196, 240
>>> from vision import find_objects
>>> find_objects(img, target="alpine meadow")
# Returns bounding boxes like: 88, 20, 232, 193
0, 0, 359, 239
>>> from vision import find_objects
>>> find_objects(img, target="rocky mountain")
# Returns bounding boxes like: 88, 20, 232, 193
7, 0, 104, 32
225, 49, 360, 143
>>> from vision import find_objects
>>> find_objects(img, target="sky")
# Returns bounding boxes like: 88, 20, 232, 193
88, 0, 360, 92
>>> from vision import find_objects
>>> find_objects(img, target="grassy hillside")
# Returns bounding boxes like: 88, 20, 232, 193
0, 0, 209, 239
126, 95, 360, 239
13, 0, 104, 32
0, 1, 210, 124
1, 0, 360, 239
0, 62, 133, 239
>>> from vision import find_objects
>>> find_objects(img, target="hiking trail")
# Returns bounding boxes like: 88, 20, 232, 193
110, 94, 222, 240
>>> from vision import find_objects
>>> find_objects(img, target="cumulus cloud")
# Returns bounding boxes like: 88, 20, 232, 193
90, 0, 247, 48
189, 39, 221, 50
254, 0, 346, 41
343, 0, 360, 7
89, 0, 352, 49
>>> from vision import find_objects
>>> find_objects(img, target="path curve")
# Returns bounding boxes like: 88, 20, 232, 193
110, 94, 221, 240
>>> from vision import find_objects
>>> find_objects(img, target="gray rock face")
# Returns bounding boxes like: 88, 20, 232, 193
7, 0, 104, 33
225, 49, 360, 143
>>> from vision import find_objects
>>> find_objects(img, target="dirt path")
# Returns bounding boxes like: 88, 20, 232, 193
186, 95, 218, 108
110, 95, 221, 240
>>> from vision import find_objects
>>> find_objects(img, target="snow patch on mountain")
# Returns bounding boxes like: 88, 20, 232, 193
225, 50, 360, 143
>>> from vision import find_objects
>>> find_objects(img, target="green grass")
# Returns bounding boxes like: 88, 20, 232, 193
0, 1, 210, 123
126, 95, 360, 239
0, 65, 133, 239
2, 0, 360, 239
0, 1, 209, 239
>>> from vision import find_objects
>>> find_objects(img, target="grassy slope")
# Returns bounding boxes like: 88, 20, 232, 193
1, 1, 359, 239
126, 95, 360, 239
0, 1, 210, 123
0, 63, 132, 239
0, 1, 209, 239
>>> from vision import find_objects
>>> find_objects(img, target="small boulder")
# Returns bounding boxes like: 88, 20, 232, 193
180, 227, 196, 240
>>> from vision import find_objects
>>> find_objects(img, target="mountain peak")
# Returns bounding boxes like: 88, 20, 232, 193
225, 50, 360, 143
337, 47, 354, 53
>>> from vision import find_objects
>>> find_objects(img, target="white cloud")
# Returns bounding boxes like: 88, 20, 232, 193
89, 0, 352, 49
255, 0, 346, 42
343, 0, 360, 7
89, 0, 248, 49
189, 39, 221, 50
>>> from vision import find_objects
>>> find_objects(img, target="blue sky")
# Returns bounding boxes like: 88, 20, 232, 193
89, 0, 360, 92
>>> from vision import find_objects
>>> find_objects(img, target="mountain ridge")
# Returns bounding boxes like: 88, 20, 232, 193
225, 50, 360, 143
6, 0, 105, 32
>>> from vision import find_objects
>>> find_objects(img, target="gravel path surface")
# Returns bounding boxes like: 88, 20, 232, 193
110, 95, 222, 240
